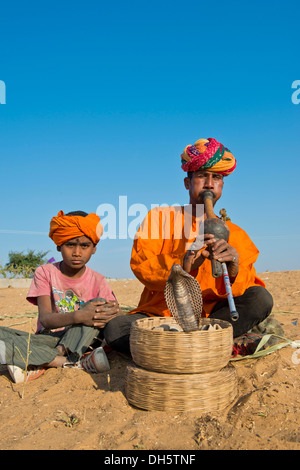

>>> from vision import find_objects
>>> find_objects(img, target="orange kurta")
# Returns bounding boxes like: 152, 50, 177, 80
130, 206, 265, 317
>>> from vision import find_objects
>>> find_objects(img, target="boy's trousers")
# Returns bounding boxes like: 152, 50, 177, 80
0, 325, 99, 368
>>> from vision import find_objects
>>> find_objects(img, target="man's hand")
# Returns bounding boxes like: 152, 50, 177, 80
183, 233, 216, 273
75, 300, 122, 328
210, 238, 239, 278
183, 233, 239, 278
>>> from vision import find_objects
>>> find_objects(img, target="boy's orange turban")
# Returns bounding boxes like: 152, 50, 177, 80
49, 211, 103, 246
181, 137, 236, 176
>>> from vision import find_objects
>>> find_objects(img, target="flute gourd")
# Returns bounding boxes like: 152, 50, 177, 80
203, 191, 230, 278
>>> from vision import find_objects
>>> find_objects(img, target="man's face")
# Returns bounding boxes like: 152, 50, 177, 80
58, 235, 96, 271
184, 170, 224, 205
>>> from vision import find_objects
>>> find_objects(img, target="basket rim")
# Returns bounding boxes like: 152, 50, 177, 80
131, 316, 232, 333
126, 362, 236, 378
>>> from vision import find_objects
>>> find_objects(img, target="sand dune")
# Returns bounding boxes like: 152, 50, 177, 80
0, 271, 299, 450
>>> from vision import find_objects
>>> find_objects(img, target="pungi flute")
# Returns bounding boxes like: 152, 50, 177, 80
203, 190, 239, 321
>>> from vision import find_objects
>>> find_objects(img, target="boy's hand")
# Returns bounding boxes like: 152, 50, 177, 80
92, 300, 122, 328
75, 300, 122, 328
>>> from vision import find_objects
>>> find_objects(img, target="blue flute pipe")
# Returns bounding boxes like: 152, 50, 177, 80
221, 262, 239, 321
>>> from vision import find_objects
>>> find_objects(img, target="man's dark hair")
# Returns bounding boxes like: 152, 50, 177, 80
187, 171, 223, 180
66, 211, 88, 217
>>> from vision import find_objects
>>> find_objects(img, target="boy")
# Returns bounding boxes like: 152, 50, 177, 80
0, 210, 122, 383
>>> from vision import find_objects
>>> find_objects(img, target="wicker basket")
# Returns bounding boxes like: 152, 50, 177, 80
130, 317, 233, 374
125, 363, 237, 412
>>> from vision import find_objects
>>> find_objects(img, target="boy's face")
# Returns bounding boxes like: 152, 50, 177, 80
58, 235, 96, 271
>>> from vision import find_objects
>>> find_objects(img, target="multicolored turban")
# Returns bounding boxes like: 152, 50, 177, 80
49, 210, 103, 246
181, 138, 236, 176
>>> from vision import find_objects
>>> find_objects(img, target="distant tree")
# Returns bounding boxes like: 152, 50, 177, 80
3, 249, 50, 278
6, 250, 49, 269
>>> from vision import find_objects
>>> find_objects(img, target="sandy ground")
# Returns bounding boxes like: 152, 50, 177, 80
0, 271, 299, 451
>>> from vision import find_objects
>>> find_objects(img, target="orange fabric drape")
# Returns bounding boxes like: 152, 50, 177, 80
49, 211, 103, 246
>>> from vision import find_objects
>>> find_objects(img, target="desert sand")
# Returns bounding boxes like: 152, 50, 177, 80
0, 271, 299, 451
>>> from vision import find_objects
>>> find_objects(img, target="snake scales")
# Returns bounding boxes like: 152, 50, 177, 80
164, 264, 203, 332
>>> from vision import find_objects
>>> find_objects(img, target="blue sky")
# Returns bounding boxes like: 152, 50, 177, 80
0, 0, 299, 278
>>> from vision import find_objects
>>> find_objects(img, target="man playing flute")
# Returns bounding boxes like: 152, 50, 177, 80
104, 137, 273, 357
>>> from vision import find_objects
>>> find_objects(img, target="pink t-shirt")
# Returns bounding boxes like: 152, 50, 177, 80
27, 262, 116, 333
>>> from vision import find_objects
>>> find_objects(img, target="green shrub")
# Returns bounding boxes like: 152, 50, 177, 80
0, 249, 50, 278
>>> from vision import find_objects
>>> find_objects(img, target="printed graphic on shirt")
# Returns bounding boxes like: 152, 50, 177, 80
52, 287, 84, 313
